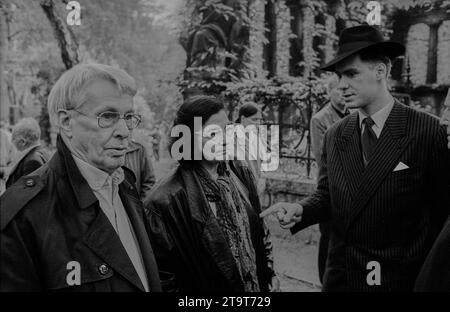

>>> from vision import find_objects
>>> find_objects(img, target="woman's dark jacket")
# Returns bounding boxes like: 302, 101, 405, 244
145, 161, 274, 292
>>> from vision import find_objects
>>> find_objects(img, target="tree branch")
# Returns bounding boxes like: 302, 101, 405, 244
40, 0, 79, 69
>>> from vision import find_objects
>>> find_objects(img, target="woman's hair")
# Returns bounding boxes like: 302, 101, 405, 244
169, 95, 224, 165
235, 103, 259, 123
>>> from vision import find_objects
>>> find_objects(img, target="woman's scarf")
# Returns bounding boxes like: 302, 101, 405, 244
194, 163, 260, 292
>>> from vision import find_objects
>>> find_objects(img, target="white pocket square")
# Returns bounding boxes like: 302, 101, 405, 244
393, 162, 409, 172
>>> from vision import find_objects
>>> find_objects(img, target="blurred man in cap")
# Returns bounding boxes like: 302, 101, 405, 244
310, 73, 349, 284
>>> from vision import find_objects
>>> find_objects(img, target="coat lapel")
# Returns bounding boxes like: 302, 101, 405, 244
335, 112, 365, 198
180, 167, 244, 290
53, 136, 149, 291
119, 179, 162, 292
82, 206, 146, 291
345, 102, 412, 231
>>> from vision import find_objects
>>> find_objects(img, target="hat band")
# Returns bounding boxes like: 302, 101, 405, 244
338, 41, 379, 55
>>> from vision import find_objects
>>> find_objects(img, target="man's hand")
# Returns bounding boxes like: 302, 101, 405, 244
259, 202, 303, 229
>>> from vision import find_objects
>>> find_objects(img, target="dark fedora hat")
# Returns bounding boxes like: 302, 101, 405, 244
321, 25, 405, 72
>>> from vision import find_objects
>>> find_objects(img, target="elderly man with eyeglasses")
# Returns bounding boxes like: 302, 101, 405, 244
0, 63, 162, 292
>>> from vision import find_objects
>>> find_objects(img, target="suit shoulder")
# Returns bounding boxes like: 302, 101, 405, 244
404, 105, 443, 136
0, 164, 50, 231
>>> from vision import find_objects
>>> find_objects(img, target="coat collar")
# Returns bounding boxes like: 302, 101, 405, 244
50, 135, 98, 210
82, 177, 162, 292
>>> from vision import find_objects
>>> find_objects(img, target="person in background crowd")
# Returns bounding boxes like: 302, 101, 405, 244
0, 124, 15, 195
146, 95, 277, 292
235, 103, 268, 196
125, 139, 156, 203
5, 118, 50, 189
414, 87, 450, 291
310, 74, 348, 284
0, 63, 161, 292
261, 25, 450, 291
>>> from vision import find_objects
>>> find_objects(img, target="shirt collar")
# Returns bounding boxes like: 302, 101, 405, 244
358, 98, 394, 130
72, 155, 124, 191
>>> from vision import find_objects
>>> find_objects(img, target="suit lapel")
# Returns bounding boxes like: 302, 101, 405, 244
345, 102, 412, 231
119, 180, 162, 292
82, 203, 145, 291
335, 112, 365, 198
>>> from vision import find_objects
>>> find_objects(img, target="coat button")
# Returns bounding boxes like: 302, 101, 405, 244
25, 179, 35, 187
98, 264, 110, 275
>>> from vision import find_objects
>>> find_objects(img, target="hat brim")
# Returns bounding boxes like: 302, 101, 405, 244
320, 41, 405, 72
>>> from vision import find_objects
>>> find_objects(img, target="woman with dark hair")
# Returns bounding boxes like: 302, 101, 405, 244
235, 102, 262, 125
145, 95, 277, 292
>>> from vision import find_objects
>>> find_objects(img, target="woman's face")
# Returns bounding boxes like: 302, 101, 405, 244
200, 109, 230, 161
241, 110, 262, 127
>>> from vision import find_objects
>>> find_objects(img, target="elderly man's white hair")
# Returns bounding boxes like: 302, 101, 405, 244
12, 117, 41, 150
47, 63, 137, 130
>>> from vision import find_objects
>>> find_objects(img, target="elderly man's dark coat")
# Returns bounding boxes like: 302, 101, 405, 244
0, 136, 162, 292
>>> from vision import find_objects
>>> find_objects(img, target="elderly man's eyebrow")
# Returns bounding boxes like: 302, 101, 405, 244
97, 106, 134, 114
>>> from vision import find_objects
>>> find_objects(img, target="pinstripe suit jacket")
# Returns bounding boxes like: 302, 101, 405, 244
291, 101, 450, 292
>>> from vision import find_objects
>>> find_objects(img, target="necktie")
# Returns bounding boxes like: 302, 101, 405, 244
361, 116, 377, 164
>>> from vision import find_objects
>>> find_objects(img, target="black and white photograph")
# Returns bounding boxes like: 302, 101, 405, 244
0, 0, 450, 301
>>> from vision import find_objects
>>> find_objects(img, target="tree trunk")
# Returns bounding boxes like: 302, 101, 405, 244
40, 0, 79, 69
264, 0, 277, 77
0, 1, 9, 123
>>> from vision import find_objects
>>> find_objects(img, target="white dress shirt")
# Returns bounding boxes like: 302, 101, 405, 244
358, 98, 395, 138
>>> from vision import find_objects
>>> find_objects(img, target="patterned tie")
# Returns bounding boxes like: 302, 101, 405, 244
362, 116, 377, 164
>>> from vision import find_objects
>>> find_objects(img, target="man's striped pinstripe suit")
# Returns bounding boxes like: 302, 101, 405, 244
291, 101, 450, 291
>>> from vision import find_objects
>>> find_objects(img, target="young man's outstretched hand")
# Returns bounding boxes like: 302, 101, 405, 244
259, 202, 303, 229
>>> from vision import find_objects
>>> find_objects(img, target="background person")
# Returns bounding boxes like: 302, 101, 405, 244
6, 118, 50, 189
414, 87, 450, 291
0, 125, 15, 195
124, 139, 156, 203
310, 73, 348, 284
